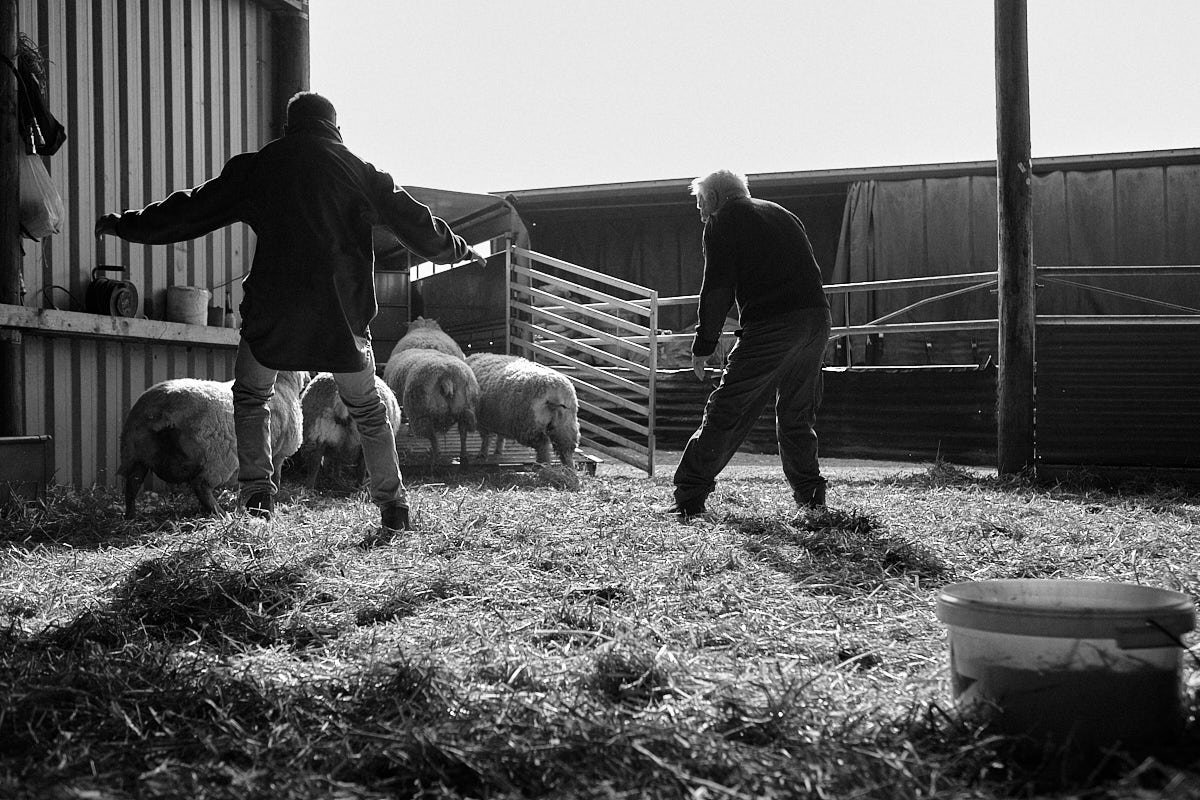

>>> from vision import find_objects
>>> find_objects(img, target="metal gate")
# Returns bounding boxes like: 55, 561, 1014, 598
505, 245, 659, 475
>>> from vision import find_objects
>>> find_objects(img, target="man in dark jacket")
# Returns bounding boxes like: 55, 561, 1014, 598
96, 92, 484, 535
663, 169, 831, 518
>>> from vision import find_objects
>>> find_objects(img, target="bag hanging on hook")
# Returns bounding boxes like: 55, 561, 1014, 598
19, 154, 64, 240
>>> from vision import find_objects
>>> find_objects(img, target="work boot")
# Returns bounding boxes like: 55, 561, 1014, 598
245, 492, 274, 520
360, 503, 412, 548
653, 501, 708, 520
381, 503, 411, 532
797, 482, 827, 510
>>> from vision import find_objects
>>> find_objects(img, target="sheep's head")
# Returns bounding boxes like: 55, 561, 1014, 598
278, 371, 311, 395
406, 317, 443, 333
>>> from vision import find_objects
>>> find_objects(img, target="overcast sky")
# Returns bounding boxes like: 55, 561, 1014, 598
309, 1, 1200, 195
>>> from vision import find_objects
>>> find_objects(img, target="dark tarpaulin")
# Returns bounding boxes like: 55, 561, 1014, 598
372, 187, 529, 266
831, 165, 1200, 364
367, 187, 529, 363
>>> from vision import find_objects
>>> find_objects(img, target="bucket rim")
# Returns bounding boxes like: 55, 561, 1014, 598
935, 578, 1195, 645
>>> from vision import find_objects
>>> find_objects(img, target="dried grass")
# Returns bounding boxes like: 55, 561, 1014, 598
1, 457, 1198, 799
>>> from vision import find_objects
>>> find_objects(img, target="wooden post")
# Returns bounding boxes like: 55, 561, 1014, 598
995, 0, 1035, 475
0, 0, 23, 436
271, 8, 310, 139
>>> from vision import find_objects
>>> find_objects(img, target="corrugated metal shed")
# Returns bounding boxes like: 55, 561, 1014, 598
2, 0, 306, 489
18, 0, 280, 322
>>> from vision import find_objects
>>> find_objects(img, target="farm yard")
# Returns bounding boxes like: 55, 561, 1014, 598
2, 453, 1199, 799
4, 4, 1200, 798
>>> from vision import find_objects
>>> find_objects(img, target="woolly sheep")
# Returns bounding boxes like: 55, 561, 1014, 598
385, 316, 465, 361
298, 372, 402, 487
385, 348, 479, 464
466, 353, 579, 467
117, 370, 308, 518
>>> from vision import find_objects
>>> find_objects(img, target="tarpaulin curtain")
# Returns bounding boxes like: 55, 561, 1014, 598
832, 166, 1200, 365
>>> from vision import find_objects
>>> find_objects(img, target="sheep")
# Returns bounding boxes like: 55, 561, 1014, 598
117, 370, 308, 518
466, 353, 580, 467
298, 372, 402, 487
385, 316, 465, 361
384, 347, 479, 465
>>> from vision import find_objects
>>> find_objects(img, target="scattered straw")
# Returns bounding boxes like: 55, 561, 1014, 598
0, 459, 1197, 798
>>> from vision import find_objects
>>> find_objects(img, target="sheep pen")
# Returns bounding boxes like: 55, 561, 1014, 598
116, 370, 308, 517
2, 456, 1199, 800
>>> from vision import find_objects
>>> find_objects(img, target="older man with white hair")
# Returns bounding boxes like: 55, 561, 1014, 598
661, 169, 831, 518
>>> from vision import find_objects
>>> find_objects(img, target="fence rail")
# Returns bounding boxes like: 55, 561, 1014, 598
649, 264, 1200, 352
497, 255, 1199, 475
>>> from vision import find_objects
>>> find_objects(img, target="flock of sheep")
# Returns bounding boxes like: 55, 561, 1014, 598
117, 318, 581, 518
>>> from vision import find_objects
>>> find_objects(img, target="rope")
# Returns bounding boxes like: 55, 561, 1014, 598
1041, 276, 1200, 315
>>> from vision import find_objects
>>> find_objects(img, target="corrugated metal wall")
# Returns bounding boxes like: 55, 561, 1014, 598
12, 0, 283, 489
18, 0, 274, 320
652, 364, 998, 465
1037, 324, 1200, 471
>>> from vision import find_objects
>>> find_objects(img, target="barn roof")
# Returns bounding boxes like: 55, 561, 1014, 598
500, 147, 1200, 213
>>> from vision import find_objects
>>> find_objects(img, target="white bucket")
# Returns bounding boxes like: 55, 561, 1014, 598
166, 285, 212, 325
935, 579, 1194, 748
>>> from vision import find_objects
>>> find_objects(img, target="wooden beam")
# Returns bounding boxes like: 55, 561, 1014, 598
995, 0, 1035, 475
0, 304, 240, 348
0, 0, 21, 436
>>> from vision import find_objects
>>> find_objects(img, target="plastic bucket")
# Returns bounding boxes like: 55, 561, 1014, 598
166, 285, 211, 325
935, 579, 1194, 747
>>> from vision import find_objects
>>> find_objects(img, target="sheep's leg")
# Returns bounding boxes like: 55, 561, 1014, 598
556, 446, 574, 468
305, 444, 325, 489
493, 436, 505, 456
457, 422, 469, 466
428, 434, 441, 470
477, 433, 490, 460
191, 480, 221, 516
354, 449, 367, 486
534, 441, 552, 464
123, 463, 149, 519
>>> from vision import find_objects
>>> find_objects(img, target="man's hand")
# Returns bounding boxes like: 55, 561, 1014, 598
692, 355, 708, 382
467, 248, 488, 268
95, 213, 120, 239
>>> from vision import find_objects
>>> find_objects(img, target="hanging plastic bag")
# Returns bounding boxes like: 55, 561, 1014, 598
19, 154, 64, 240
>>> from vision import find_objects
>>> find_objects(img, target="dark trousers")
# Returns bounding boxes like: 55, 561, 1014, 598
673, 307, 831, 510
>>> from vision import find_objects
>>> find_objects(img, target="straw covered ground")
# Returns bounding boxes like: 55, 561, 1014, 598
1, 452, 1199, 799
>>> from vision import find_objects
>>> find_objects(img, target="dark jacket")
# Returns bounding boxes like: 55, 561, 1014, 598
114, 119, 470, 372
691, 196, 828, 357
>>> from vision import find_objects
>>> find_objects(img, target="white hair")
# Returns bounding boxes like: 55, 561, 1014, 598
689, 170, 751, 203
